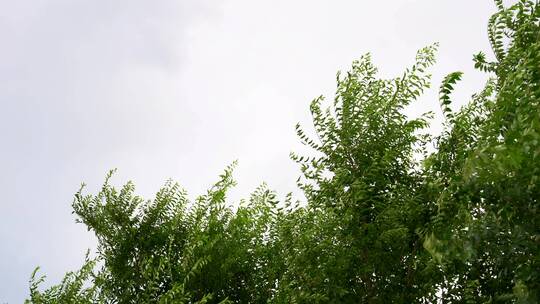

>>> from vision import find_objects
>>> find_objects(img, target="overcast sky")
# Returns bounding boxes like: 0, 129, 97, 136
0, 1, 497, 302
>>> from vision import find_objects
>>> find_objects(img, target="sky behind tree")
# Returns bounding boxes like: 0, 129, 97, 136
0, 1, 495, 302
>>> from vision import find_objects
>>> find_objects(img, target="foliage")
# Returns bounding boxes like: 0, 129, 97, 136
425, 1, 540, 302
25, 253, 101, 304
285, 44, 437, 303
26, 1, 539, 303
28, 163, 283, 303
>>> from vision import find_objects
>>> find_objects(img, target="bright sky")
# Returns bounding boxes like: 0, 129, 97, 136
0, 1, 496, 302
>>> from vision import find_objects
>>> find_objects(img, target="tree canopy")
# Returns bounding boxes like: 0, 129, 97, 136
26, 1, 539, 303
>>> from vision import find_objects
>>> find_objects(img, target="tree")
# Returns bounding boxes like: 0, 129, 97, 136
26, 1, 539, 303
27, 164, 283, 303
282, 44, 438, 303
425, 0, 539, 302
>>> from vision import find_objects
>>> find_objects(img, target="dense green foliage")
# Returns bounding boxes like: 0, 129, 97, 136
26, 1, 539, 303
